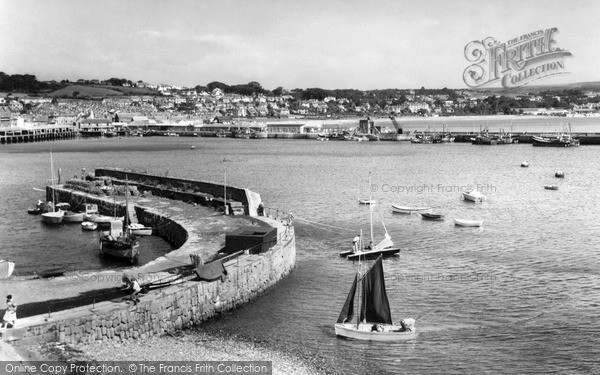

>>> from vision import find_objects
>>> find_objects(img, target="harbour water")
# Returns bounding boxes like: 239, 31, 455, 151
1, 136, 600, 374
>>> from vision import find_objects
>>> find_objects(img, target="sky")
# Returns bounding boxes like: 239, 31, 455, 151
1, 0, 599, 91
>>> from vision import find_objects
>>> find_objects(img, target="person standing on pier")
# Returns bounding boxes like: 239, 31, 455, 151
1, 295, 17, 329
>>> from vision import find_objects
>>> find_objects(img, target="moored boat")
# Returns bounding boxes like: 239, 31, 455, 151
391, 204, 431, 214
532, 134, 579, 147
544, 185, 559, 190
41, 151, 64, 224
127, 223, 153, 236
99, 219, 140, 263
334, 256, 417, 341
421, 213, 444, 220
454, 218, 484, 227
81, 221, 98, 231
63, 211, 85, 223
83, 203, 99, 221
98, 179, 140, 263
461, 190, 486, 202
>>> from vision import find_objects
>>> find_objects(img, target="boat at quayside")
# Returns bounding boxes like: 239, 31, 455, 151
41, 151, 64, 224
98, 179, 140, 263
532, 134, 579, 147
334, 255, 417, 341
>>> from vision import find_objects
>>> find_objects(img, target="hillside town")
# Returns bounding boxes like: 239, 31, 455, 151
1, 76, 600, 136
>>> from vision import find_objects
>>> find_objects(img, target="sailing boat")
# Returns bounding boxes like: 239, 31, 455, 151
357, 172, 376, 204
41, 151, 65, 224
335, 256, 416, 341
99, 179, 140, 263
343, 173, 400, 260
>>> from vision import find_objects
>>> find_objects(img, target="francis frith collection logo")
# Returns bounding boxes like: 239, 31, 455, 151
463, 27, 572, 88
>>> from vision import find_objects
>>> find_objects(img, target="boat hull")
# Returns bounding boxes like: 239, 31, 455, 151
461, 192, 486, 202
391, 205, 431, 214
532, 135, 579, 147
63, 211, 85, 223
41, 211, 64, 224
128, 224, 153, 236
334, 323, 417, 341
346, 247, 400, 260
99, 238, 140, 262
421, 213, 444, 220
454, 218, 484, 227
81, 221, 98, 230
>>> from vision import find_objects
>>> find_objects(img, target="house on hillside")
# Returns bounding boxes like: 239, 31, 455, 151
0, 107, 12, 127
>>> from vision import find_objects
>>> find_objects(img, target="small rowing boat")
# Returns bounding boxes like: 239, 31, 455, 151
391, 204, 431, 214
454, 218, 484, 227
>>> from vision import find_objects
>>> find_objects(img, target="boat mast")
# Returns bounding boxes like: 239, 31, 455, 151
368, 172, 374, 245
50, 151, 56, 212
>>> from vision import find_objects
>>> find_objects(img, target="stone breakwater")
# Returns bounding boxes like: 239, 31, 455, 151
3, 172, 296, 348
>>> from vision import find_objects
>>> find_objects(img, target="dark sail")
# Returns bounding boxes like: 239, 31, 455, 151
359, 256, 392, 324
336, 274, 358, 323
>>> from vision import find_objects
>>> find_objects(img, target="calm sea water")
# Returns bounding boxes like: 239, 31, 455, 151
1, 134, 600, 374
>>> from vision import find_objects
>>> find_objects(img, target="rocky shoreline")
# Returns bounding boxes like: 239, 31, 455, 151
10, 329, 325, 375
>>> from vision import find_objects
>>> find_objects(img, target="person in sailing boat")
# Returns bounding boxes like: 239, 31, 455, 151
352, 235, 360, 252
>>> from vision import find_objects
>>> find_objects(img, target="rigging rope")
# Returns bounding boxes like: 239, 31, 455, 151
293, 216, 357, 233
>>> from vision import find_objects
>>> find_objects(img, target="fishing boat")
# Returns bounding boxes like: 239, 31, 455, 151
421, 213, 444, 221
127, 223, 153, 236
41, 152, 65, 224
83, 203, 99, 221
391, 204, 431, 214
532, 125, 579, 147
342, 173, 401, 260
0, 259, 15, 279
544, 185, 559, 190
461, 190, 486, 202
81, 221, 98, 231
454, 218, 484, 227
334, 256, 417, 341
521, 161, 529, 168
98, 179, 140, 263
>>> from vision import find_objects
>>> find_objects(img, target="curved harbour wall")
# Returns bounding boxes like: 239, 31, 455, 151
8, 174, 296, 346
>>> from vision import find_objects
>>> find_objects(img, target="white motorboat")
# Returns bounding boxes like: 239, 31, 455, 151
81, 221, 98, 231
461, 190, 486, 202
